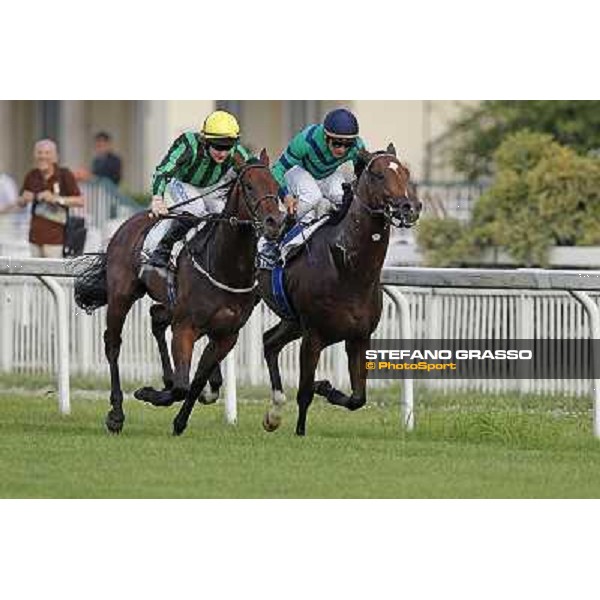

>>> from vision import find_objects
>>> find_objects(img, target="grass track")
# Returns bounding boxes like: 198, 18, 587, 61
1, 380, 600, 498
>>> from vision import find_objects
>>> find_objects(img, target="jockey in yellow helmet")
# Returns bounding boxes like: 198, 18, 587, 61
147, 110, 252, 269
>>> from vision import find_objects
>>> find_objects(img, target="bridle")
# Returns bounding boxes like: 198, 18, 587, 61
223, 162, 280, 234
355, 153, 416, 228
182, 162, 281, 295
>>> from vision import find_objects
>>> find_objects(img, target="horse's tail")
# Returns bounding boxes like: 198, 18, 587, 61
74, 253, 108, 313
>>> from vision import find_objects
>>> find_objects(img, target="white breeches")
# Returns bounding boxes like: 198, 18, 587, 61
149, 176, 232, 244
284, 166, 348, 223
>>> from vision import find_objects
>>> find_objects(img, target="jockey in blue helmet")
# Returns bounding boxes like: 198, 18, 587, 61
271, 107, 366, 223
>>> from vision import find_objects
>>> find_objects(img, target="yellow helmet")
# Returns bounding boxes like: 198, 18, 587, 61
201, 110, 240, 140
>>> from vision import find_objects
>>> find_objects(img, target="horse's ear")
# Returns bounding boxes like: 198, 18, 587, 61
259, 148, 270, 166
232, 151, 246, 172
386, 142, 397, 157
355, 148, 371, 178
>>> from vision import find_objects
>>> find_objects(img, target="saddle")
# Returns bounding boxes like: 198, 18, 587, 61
139, 218, 213, 305
280, 183, 355, 265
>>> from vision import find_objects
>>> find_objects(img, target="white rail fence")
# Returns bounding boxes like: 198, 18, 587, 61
1, 277, 598, 396
2, 259, 600, 434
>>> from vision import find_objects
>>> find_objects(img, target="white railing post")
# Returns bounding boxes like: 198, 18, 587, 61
570, 291, 600, 439
0, 281, 12, 372
383, 286, 414, 431
224, 349, 237, 425
38, 276, 70, 415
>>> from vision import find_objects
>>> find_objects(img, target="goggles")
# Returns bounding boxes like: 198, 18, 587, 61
327, 137, 355, 149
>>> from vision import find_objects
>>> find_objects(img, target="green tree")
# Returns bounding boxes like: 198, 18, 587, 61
417, 131, 600, 267
450, 101, 600, 180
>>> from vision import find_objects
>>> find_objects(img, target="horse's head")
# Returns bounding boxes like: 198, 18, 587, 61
354, 143, 422, 228
230, 149, 285, 241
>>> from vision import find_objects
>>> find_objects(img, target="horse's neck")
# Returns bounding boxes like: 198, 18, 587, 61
334, 182, 390, 281
210, 192, 256, 281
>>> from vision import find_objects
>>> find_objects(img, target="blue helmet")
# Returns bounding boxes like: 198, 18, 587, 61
323, 108, 359, 138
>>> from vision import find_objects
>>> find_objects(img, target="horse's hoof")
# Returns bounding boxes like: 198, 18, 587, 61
105, 414, 124, 434
198, 389, 219, 405
172, 417, 187, 436
346, 398, 366, 412
135, 387, 175, 407
133, 386, 156, 402
262, 411, 281, 432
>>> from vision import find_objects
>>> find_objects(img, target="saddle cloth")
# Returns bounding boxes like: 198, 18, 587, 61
279, 215, 328, 265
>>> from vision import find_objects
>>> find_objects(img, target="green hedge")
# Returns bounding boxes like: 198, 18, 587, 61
417, 131, 600, 267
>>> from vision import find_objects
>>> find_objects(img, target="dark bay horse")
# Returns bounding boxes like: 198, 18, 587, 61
258, 144, 421, 436
74, 150, 284, 435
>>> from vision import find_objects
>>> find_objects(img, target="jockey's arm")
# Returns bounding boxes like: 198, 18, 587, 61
151, 133, 199, 205
271, 132, 307, 195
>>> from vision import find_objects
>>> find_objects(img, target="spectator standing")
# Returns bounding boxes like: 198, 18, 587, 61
91, 131, 122, 185
18, 139, 84, 258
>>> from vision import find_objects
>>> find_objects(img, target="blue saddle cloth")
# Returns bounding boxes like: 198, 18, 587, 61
271, 265, 296, 320
280, 221, 307, 246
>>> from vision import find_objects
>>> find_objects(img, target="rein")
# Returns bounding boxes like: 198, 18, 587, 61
183, 161, 276, 294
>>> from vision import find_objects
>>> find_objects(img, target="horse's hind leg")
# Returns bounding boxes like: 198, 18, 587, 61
314, 337, 368, 411
104, 294, 136, 433
295, 332, 325, 437
262, 319, 302, 432
197, 364, 223, 405
133, 303, 174, 403
173, 333, 238, 436
150, 303, 174, 390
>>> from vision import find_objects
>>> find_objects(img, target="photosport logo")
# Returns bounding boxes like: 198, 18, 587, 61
365, 339, 600, 379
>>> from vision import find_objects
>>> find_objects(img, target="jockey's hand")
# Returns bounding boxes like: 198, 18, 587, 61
150, 196, 168, 218
283, 194, 298, 215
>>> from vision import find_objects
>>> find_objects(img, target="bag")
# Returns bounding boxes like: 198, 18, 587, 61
63, 215, 87, 257
33, 200, 68, 225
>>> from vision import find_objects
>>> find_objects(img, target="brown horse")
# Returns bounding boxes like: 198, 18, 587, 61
258, 144, 421, 436
74, 150, 284, 435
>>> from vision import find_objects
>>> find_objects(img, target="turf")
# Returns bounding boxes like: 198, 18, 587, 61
1, 381, 600, 498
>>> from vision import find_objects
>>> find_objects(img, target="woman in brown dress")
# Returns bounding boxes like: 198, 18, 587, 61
17, 139, 84, 258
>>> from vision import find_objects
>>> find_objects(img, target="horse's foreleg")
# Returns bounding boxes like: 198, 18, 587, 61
104, 295, 135, 433
295, 332, 324, 437
150, 303, 173, 390
262, 320, 302, 432
173, 334, 238, 436
344, 338, 369, 411
314, 338, 369, 411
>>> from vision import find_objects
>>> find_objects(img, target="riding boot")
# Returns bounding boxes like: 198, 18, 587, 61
327, 182, 354, 226
148, 219, 191, 268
